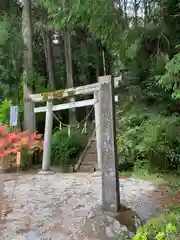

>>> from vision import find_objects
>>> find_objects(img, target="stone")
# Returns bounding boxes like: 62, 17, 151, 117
25, 231, 41, 240
12, 235, 26, 240
92, 223, 97, 234
112, 220, 128, 234
105, 226, 115, 238
88, 210, 97, 219
92, 171, 102, 177
99, 76, 120, 213
38, 170, 54, 175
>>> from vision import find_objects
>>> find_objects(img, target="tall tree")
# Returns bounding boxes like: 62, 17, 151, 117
143, 0, 148, 26
134, 0, 141, 26
22, 0, 36, 131
64, 29, 76, 124
43, 29, 55, 90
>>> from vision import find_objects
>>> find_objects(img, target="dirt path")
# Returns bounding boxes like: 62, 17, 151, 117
0, 171, 164, 239
150, 184, 180, 207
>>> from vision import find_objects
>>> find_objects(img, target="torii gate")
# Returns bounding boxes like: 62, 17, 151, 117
29, 75, 121, 212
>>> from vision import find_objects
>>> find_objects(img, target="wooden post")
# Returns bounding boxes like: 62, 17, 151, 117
0, 173, 4, 222
99, 75, 120, 213
42, 100, 53, 171
94, 90, 101, 170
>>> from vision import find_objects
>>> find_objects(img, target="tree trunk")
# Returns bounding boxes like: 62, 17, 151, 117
134, 0, 140, 26
123, 0, 128, 22
94, 40, 100, 80
92, 38, 101, 84
64, 28, 76, 124
143, 0, 148, 26
22, 0, 36, 131
43, 29, 55, 90
101, 45, 112, 76
134, 0, 138, 26
80, 39, 91, 118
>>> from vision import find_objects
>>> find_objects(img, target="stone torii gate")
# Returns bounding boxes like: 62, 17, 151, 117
30, 75, 120, 212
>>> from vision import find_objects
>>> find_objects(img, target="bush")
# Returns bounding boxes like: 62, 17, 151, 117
51, 128, 88, 167
117, 104, 148, 169
133, 213, 180, 240
0, 125, 43, 169
0, 99, 11, 125
136, 115, 180, 170
117, 103, 180, 172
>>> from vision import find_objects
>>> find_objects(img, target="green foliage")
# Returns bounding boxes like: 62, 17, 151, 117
22, 71, 48, 93
0, 13, 23, 100
0, 99, 11, 125
133, 213, 180, 240
114, 0, 180, 175
158, 53, 180, 99
2, 0, 180, 182
51, 128, 87, 166
117, 103, 146, 167
117, 99, 180, 172
136, 115, 180, 170
125, 39, 141, 60
41, 0, 125, 51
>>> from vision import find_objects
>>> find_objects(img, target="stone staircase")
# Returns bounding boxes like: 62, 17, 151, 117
75, 138, 97, 172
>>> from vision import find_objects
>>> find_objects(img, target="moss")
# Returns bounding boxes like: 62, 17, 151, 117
41, 92, 50, 101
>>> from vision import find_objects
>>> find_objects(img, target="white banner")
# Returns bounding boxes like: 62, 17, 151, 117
10, 106, 18, 127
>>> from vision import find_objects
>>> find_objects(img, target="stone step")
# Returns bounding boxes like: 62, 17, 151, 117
82, 161, 97, 167
82, 153, 97, 164
87, 148, 97, 154
90, 140, 97, 147
87, 142, 97, 154
78, 165, 95, 172
77, 139, 97, 172
86, 148, 97, 152
81, 162, 95, 166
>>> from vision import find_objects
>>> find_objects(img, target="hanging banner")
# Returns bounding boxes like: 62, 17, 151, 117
10, 106, 18, 127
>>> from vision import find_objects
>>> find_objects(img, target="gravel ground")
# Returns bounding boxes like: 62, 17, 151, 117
0, 171, 162, 240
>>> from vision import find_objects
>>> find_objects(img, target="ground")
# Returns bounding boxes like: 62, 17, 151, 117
0, 171, 167, 240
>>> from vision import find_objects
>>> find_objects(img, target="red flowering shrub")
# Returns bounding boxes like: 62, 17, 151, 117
0, 125, 44, 168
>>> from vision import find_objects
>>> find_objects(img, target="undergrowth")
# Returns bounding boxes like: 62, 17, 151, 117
51, 128, 88, 167
117, 100, 180, 173
133, 213, 180, 240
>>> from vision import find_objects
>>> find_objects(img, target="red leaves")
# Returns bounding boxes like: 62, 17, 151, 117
0, 127, 44, 165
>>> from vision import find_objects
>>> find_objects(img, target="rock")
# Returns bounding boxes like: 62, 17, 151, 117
38, 171, 54, 175
73, 204, 84, 210
25, 231, 41, 240
92, 171, 101, 177
106, 215, 114, 222
134, 214, 143, 230
12, 235, 26, 240
105, 226, 115, 238
92, 223, 97, 234
112, 220, 128, 234
88, 210, 97, 219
